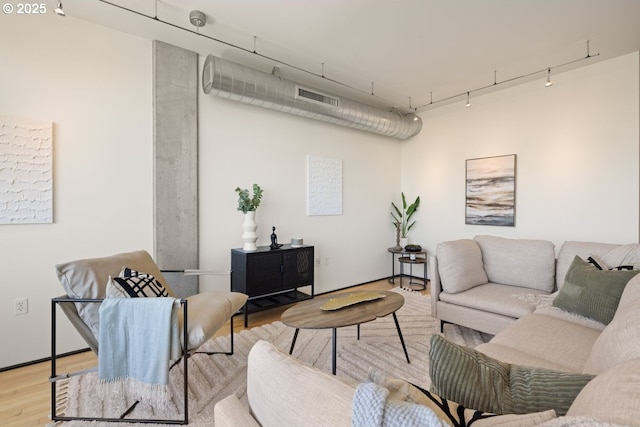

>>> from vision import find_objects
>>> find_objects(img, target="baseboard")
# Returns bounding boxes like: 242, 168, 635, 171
0, 347, 92, 372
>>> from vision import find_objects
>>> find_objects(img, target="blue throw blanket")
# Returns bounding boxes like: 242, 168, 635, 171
352, 382, 447, 427
98, 297, 179, 403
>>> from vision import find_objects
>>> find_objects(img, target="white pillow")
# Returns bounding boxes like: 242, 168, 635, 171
600, 244, 640, 270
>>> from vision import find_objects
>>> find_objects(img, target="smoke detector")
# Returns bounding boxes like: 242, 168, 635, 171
189, 10, 206, 27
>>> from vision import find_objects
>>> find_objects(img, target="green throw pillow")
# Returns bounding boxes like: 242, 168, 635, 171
553, 255, 639, 325
429, 334, 595, 416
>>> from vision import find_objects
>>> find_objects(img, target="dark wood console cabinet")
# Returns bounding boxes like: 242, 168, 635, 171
231, 245, 314, 326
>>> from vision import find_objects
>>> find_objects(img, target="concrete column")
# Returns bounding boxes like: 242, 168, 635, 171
152, 40, 198, 297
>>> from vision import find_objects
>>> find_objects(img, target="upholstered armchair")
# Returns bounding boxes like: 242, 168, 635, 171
50, 249, 247, 424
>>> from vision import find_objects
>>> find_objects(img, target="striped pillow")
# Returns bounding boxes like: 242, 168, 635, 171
429, 334, 594, 416
553, 256, 639, 325
106, 267, 169, 298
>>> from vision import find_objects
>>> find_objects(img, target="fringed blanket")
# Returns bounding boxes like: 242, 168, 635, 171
98, 297, 180, 404
352, 382, 447, 427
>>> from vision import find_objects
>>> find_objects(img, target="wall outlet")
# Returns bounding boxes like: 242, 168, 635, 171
315, 258, 321, 267
14, 298, 28, 315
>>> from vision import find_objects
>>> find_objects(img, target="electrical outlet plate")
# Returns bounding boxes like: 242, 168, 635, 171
14, 298, 28, 315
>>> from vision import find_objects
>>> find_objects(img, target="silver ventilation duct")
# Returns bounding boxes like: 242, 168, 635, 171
202, 55, 422, 140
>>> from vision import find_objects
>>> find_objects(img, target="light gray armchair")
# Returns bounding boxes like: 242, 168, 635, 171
50, 249, 247, 425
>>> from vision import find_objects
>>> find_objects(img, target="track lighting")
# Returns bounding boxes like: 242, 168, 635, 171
54, 1, 65, 16
545, 68, 553, 87
465, 92, 471, 108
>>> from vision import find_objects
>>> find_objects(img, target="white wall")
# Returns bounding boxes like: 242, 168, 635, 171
0, 12, 401, 368
197, 67, 401, 294
403, 53, 640, 259
0, 13, 154, 367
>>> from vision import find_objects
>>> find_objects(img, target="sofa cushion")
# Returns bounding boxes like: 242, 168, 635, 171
552, 256, 639, 325
370, 371, 556, 426
616, 273, 640, 315
436, 239, 488, 294
568, 358, 640, 425
600, 243, 640, 270
439, 283, 545, 318
55, 250, 175, 338
477, 313, 601, 373
474, 235, 556, 292
582, 306, 640, 375
214, 394, 260, 427
556, 241, 623, 290
429, 335, 594, 416
247, 340, 353, 427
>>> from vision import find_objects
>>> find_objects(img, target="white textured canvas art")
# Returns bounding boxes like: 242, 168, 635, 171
0, 115, 53, 224
307, 155, 342, 216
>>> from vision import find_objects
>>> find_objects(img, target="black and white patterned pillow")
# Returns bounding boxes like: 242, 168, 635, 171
106, 267, 169, 298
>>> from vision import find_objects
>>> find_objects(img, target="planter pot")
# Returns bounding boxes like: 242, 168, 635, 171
242, 211, 258, 251
399, 237, 409, 249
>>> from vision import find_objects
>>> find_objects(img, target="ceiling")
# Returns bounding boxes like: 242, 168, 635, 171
62, 0, 640, 112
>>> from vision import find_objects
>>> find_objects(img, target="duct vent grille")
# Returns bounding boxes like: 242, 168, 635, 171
296, 86, 340, 107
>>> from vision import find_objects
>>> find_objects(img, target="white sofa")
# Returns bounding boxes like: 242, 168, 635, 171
430, 235, 627, 335
215, 269, 640, 426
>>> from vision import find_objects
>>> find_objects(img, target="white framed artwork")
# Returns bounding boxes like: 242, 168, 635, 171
0, 115, 53, 224
307, 155, 343, 216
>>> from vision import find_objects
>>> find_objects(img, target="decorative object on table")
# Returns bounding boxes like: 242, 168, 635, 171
391, 192, 420, 247
320, 291, 387, 311
235, 183, 263, 251
291, 237, 304, 247
270, 226, 283, 250
404, 244, 422, 252
465, 154, 516, 226
392, 224, 403, 251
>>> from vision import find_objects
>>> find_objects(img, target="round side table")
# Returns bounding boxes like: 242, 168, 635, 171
398, 255, 427, 290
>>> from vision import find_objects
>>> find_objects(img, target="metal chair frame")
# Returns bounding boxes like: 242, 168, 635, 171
50, 296, 236, 425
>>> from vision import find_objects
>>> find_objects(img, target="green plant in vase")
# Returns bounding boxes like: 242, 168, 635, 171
391, 192, 420, 247
235, 184, 263, 251
235, 184, 263, 213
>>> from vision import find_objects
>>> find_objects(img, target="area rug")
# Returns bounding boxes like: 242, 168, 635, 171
57, 288, 491, 426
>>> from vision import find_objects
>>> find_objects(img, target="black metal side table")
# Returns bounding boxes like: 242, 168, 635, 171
398, 255, 427, 290
387, 247, 427, 286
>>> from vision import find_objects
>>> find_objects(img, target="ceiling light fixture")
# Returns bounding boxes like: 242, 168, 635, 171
418, 40, 599, 111
189, 10, 206, 29
54, 1, 65, 16
465, 92, 471, 108
545, 68, 553, 87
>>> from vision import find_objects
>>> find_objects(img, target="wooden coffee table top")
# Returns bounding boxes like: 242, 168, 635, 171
281, 290, 404, 329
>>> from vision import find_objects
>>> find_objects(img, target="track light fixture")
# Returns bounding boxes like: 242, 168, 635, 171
418, 41, 598, 110
54, 1, 65, 16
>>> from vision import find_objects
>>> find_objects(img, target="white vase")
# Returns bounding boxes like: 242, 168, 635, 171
242, 211, 258, 251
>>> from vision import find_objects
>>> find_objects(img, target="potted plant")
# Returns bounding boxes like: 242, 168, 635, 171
235, 184, 263, 251
391, 192, 420, 248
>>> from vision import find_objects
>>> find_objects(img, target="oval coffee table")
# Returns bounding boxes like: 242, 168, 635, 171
281, 290, 410, 375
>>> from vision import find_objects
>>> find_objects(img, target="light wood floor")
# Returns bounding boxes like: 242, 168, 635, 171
0, 278, 428, 427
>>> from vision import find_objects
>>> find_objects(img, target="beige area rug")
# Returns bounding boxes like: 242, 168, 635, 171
57, 288, 491, 426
